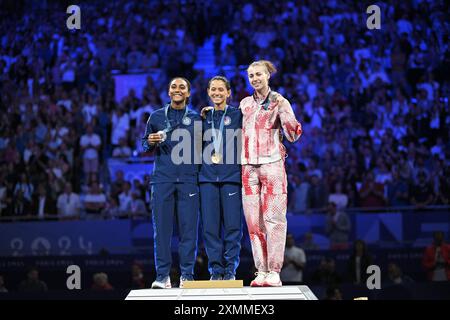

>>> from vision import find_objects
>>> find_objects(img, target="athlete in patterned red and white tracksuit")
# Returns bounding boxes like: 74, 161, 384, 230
240, 87, 302, 285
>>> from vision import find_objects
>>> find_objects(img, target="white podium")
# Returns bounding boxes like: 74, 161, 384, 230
125, 285, 318, 300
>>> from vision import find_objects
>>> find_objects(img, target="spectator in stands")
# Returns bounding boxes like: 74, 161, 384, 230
410, 171, 434, 209
374, 158, 393, 186
142, 77, 158, 104
129, 192, 147, 218
84, 182, 107, 217
281, 234, 306, 284
130, 263, 146, 289
60, 56, 77, 92
431, 137, 446, 159
344, 181, 358, 209
289, 174, 310, 213
301, 232, 320, 250
231, 73, 250, 104
311, 257, 342, 287
328, 181, 348, 210
435, 168, 450, 205
307, 157, 323, 179
309, 174, 329, 210
110, 170, 126, 199
358, 171, 385, 207
422, 231, 450, 282
412, 156, 431, 184
112, 137, 132, 158
18, 267, 48, 293
79, 124, 102, 179
385, 262, 414, 285
358, 147, 375, 173
0, 275, 7, 293
82, 94, 98, 124
2, 140, 21, 166
91, 272, 114, 291
56, 154, 72, 183
31, 183, 57, 219
118, 182, 133, 213
325, 201, 351, 250
394, 152, 413, 181
14, 173, 34, 203
131, 178, 146, 200
46, 162, 66, 197
348, 240, 373, 285
103, 197, 121, 219
57, 183, 81, 219
111, 107, 130, 148
12, 190, 31, 217
126, 45, 144, 73
387, 170, 410, 206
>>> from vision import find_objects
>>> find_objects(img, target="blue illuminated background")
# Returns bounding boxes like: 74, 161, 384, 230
0, 0, 448, 299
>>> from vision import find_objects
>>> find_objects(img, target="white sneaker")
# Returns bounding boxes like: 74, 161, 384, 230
250, 271, 268, 287
263, 271, 282, 287
151, 276, 171, 289
179, 275, 194, 288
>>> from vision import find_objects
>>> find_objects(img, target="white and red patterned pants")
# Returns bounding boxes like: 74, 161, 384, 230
242, 159, 287, 273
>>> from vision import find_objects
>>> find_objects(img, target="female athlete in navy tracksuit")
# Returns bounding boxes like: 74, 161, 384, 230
199, 76, 243, 280
142, 77, 202, 289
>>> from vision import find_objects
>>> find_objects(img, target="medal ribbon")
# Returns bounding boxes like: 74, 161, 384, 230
253, 88, 272, 110
163, 103, 189, 133
211, 105, 228, 157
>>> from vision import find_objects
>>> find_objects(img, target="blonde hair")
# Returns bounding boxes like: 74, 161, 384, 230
247, 60, 277, 76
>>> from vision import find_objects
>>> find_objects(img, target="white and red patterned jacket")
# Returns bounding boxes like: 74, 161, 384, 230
240, 92, 302, 165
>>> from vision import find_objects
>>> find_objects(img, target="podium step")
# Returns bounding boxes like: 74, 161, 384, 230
126, 285, 318, 300
181, 280, 243, 289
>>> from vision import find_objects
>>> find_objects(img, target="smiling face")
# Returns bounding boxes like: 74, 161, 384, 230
247, 64, 270, 91
207, 79, 230, 106
168, 78, 190, 105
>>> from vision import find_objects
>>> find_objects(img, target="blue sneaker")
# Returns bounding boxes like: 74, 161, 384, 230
179, 274, 194, 288
223, 273, 235, 281
210, 274, 223, 281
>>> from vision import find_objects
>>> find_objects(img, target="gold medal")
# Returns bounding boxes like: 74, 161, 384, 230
211, 153, 222, 164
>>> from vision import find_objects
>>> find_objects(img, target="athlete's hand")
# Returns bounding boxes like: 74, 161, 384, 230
201, 106, 213, 119
271, 91, 286, 105
148, 133, 164, 144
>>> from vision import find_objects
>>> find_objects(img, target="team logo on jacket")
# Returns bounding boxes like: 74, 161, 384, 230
224, 116, 231, 126
182, 117, 191, 126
